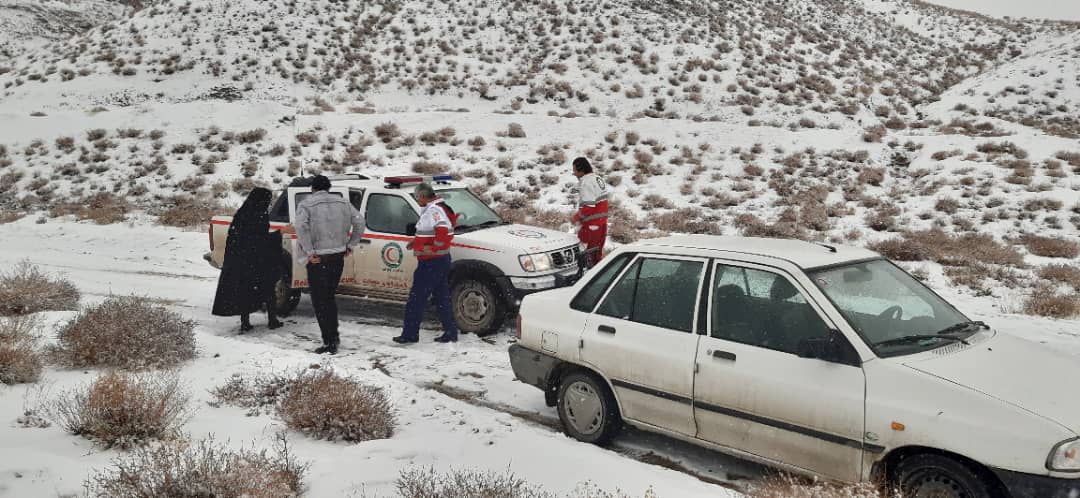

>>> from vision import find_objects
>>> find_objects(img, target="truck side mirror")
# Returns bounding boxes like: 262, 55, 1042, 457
405, 223, 416, 236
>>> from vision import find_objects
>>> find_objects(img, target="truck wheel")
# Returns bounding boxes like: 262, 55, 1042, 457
894, 454, 993, 498
556, 372, 622, 445
273, 274, 301, 317
451, 278, 505, 336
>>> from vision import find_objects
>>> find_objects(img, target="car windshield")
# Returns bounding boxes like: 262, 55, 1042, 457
808, 259, 973, 358
429, 188, 504, 229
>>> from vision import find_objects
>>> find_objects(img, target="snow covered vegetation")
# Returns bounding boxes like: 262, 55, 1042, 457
0, 0, 1079, 496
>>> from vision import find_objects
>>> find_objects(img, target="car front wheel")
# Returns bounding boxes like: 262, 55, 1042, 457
556, 372, 621, 445
894, 454, 994, 498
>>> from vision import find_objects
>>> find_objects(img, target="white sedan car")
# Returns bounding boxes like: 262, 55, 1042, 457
509, 235, 1080, 498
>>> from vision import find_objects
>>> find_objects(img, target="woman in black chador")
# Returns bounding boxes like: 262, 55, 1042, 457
212, 187, 284, 332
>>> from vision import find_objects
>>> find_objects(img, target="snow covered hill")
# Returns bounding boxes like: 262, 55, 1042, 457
0, 0, 136, 62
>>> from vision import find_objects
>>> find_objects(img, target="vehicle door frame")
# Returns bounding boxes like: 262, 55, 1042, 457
354, 190, 422, 299
577, 251, 709, 437
693, 254, 871, 481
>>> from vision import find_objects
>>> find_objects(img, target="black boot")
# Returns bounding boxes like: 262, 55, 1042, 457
240, 314, 253, 333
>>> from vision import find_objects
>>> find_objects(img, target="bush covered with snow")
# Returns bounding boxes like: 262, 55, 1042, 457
214, 367, 394, 443
0, 261, 80, 316
52, 295, 195, 370
85, 436, 307, 497
47, 370, 191, 449
390, 467, 660, 498
0, 315, 42, 385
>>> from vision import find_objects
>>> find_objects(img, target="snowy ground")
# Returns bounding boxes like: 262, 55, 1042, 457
2, 217, 1080, 497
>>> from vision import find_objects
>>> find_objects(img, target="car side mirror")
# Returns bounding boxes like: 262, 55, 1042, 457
798, 330, 860, 367
405, 223, 416, 236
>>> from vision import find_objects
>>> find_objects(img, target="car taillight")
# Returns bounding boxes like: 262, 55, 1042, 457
515, 314, 522, 339
208, 224, 214, 252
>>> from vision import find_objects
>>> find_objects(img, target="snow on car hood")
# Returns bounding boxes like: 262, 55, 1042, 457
904, 331, 1080, 434
456, 224, 580, 254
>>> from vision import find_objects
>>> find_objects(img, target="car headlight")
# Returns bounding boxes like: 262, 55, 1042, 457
518, 253, 553, 272
1048, 438, 1080, 471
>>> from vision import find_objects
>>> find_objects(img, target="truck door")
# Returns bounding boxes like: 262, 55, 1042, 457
286, 186, 353, 288
356, 192, 420, 300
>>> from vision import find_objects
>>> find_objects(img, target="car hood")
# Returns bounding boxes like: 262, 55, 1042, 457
457, 224, 579, 254
904, 331, 1080, 434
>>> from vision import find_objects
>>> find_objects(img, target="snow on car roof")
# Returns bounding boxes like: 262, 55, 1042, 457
635, 234, 881, 270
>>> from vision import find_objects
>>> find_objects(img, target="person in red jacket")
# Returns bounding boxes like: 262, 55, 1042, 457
571, 157, 609, 267
394, 182, 459, 344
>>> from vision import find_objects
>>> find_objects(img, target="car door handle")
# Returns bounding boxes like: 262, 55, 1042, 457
598, 325, 616, 334
710, 350, 736, 362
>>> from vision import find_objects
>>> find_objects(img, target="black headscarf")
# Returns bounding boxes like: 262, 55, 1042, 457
212, 188, 280, 317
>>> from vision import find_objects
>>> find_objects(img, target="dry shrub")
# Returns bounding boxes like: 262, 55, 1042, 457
391, 467, 658, 498
236, 128, 267, 144
412, 161, 450, 175
158, 195, 225, 228
506, 123, 526, 138
751, 473, 889, 498
0, 261, 80, 316
374, 122, 401, 143
49, 192, 130, 224
86, 436, 307, 498
0, 210, 25, 224
1024, 286, 1080, 318
47, 370, 191, 448
278, 368, 394, 442
857, 167, 885, 186
654, 208, 721, 235
869, 230, 1023, 268
52, 296, 196, 370
1021, 234, 1079, 258
0, 315, 43, 385
735, 214, 808, 241
210, 372, 293, 415
1039, 264, 1080, 289
862, 125, 886, 143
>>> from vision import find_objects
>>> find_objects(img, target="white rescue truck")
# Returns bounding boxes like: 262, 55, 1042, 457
511, 235, 1080, 498
208, 174, 584, 335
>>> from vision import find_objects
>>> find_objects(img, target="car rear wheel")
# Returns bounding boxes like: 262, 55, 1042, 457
272, 274, 301, 317
556, 372, 621, 445
894, 454, 993, 498
452, 278, 505, 336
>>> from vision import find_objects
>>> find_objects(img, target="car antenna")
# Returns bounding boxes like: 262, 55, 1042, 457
814, 242, 837, 253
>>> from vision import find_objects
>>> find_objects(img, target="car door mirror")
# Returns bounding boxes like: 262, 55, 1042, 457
405, 223, 416, 236
798, 330, 860, 367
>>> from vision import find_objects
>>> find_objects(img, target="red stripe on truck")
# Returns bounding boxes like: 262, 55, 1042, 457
212, 221, 498, 252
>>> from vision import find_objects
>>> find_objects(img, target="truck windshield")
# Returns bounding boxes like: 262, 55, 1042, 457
808, 259, 974, 358
431, 188, 505, 230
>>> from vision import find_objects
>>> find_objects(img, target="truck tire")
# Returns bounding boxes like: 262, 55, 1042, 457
893, 453, 994, 498
272, 273, 301, 317
556, 372, 622, 445
451, 278, 505, 336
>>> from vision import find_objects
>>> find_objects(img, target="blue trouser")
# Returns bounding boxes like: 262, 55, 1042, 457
401, 255, 458, 340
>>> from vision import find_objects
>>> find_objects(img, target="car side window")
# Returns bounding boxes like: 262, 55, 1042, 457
349, 189, 365, 211
712, 264, 831, 355
597, 257, 703, 333
570, 253, 634, 312
366, 194, 419, 234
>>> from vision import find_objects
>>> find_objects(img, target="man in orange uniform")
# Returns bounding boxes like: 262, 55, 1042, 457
571, 157, 609, 267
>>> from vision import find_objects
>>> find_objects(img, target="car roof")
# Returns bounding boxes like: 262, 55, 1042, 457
632, 234, 881, 270
291, 175, 467, 192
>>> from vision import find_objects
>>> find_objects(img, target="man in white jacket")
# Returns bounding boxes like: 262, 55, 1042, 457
571, 157, 609, 267
294, 175, 365, 355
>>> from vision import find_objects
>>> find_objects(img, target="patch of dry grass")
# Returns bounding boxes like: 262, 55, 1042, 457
388, 467, 659, 498
1023, 285, 1080, 319
868, 229, 1024, 268
52, 295, 196, 370
1039, 264, 1080, 290
0, 261, 80, 316
0, 315, 43, 385
49, 192, 130, 224
275, 368, 394, 443
1021, 234, 1079, 258
158, 195, 225, 228
85, 435, 307, 497
47, 370, 191, 449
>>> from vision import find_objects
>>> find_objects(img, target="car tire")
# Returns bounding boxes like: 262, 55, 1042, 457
272, 273, 301, 317
451, 278, 505, 336
556, 372, 622, 445
894, 453, 994, 498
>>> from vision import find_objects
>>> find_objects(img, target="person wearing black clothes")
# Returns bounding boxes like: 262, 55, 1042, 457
212, 187, 284, 332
